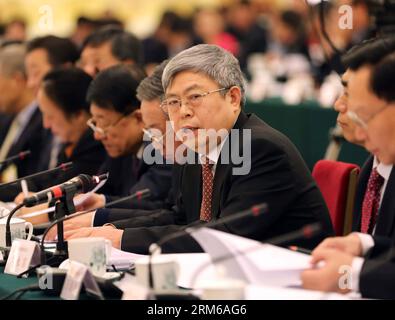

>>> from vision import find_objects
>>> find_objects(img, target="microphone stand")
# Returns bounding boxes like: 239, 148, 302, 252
51, 183, 78, 266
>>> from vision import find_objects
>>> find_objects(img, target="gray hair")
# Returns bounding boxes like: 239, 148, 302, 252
162, 44, 247, 107
0, 44, 26, 77
136, 60, 169, 102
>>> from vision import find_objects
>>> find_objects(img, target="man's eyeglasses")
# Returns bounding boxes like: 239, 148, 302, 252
87, 115, 125, 136
347, 104, 390, 129
160, 87, 230, 114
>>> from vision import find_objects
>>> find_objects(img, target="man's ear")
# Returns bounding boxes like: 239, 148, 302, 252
227, 86, 242, 112
132, 109, 143, 124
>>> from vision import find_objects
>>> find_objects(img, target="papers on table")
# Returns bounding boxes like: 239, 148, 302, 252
190, 228, 312, 288
107, 248, 145, 270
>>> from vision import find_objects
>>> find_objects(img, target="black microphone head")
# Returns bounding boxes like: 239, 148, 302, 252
77, 174, 95, 193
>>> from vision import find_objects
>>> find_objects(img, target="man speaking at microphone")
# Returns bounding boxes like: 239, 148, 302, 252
63, 44, 333, 253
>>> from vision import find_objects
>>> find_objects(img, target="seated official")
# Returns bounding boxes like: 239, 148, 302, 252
14, 68, 106, 223
0, 44, 50, 198
47, 61, 182, 235
60, 44, 334, 254
84, 65, 172, 203
302, 40, 395, 300
78, 25, 143, 78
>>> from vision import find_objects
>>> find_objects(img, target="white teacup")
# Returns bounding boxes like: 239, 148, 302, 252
135, 255, 179, 292
0, 217, 33, 248
68, 237, 112, 277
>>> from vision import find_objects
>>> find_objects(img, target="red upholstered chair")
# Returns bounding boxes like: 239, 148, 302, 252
312, 160, 360, 236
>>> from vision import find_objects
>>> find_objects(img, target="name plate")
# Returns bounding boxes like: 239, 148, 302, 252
4, 239, 41, 276
61, 260, 103, 300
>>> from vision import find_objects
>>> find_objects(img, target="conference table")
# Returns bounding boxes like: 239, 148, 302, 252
0, 266, 61, 300
0, 98, 369, 301
245, 98, 369, 169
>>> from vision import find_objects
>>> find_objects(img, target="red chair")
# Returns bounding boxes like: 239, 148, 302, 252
312, 160, 360, 236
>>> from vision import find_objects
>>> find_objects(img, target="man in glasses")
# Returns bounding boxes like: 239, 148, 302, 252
85, 64, 172, 201
63, 44, 333, 253
302, 38, 395, 299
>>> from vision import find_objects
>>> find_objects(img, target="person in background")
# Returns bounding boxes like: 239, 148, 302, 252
25, 35, 80, 172
14, 67, 106, 224
0, 44, 47, 197
302, 42, 395, 300
85, 64, 172, 201
78, 25, 143, 78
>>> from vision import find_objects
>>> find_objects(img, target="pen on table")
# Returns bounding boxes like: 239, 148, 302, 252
289, 246, 312, 255
21, 179, 29, 198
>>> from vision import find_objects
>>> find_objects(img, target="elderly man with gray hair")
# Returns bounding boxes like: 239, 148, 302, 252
0, 44, 50, 196
64, 44, 333, 254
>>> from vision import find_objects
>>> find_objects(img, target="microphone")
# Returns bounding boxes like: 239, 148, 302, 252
147, 203, 268, 292
0, 150, 31, 170
38, 188, 151, 266
23, 174, 108, 208
4, 173, 107, 250
0, 162, 73, 189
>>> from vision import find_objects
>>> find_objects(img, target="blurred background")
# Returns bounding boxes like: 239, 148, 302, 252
1, 0, 388, 167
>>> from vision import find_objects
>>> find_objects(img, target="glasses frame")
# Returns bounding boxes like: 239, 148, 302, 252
160, 87, 230, 114
87, 114, 126, 136
347, 104, 390, 130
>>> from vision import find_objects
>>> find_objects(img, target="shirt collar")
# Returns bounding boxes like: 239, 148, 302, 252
15, 101, 37, 127
136, 143, 144, 160
373, 156, 393, 181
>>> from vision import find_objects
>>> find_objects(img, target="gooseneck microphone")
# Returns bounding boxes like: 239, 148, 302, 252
39, 188, 151, 264
0, 162, 73, 189
5, 173, 108, 250
0, 150, 31, 170
12, 189, 150, 279
23, 174, 108, 207
147, 203, 268, 292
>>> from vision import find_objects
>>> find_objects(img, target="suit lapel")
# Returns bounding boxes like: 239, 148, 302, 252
375, 166, 395, 237
182, 163, 202, 222
211, 111, 249, 219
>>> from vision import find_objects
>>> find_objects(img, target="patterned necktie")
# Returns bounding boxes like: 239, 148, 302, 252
200, 162, 214, 222
361, 168, 385, 234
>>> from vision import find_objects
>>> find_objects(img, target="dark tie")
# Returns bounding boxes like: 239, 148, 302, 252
361, 168, 385, 234
200, 162, 214, 222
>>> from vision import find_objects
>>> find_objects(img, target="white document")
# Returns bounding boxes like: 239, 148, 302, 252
190, 228, 312, 288
107, 248, 146, 270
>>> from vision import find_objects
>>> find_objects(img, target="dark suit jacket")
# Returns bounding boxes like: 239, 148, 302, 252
0, 107, 51, 181
97, 146, 173, 205
112, 111, 333, 254
0, 113, 14, 144
0, 129, 106, 201
353, 157, 395, 298
359, 249, 395, 299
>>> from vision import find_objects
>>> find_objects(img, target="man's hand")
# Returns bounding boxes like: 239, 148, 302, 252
46, 211, 95, 240
14, 191, 34, 204
74, 193, 105, 212
301, 248, 354, 293
312, 233, 363, 257
64, 226, 124, 249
